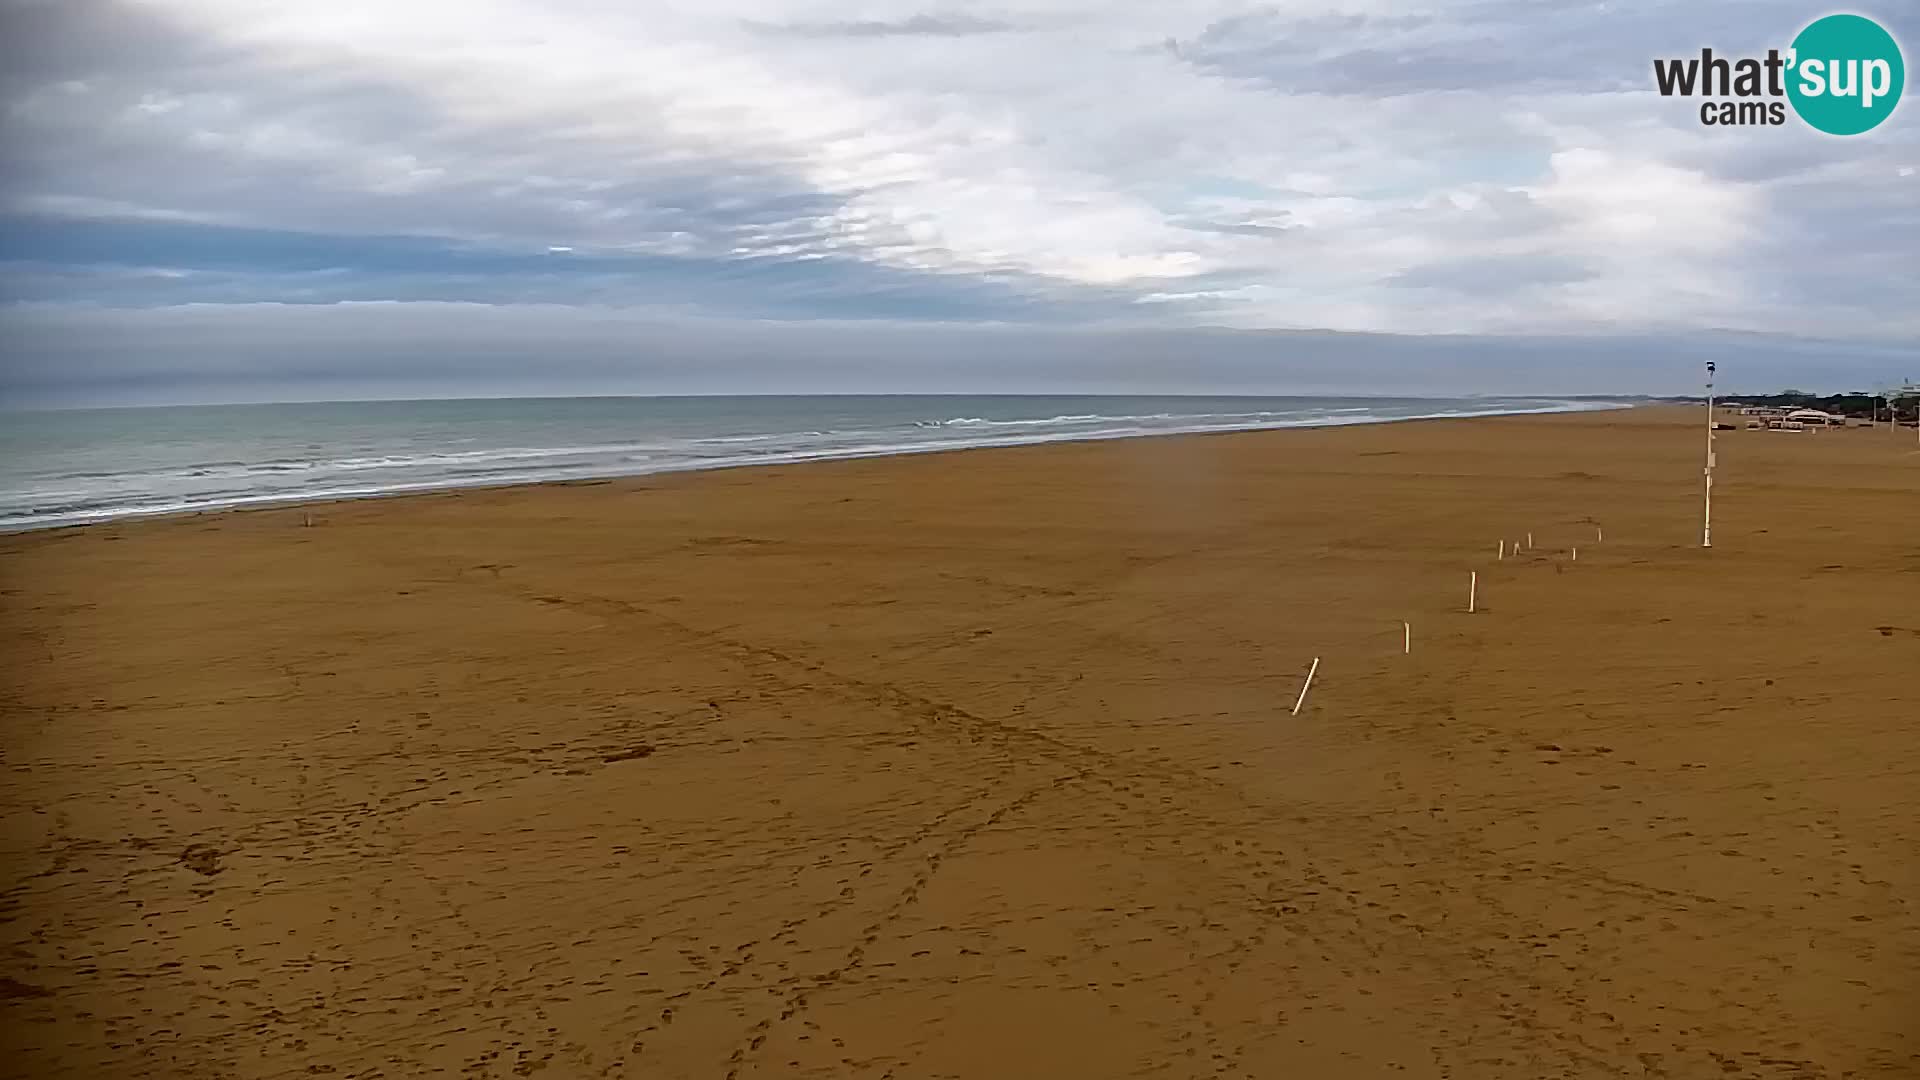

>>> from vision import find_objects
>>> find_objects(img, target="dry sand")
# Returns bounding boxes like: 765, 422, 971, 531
2, 406, 1916, 1079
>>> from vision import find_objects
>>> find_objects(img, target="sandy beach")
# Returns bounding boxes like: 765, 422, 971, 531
2, 405, 1915, 1078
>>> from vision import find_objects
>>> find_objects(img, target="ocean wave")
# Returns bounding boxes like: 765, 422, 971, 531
1, 399, 1633, 532
37, 442, 680, 487
914, 410, 1313, 429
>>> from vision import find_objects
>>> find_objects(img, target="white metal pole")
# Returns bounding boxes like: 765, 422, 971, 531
1703, 361, 1715, 549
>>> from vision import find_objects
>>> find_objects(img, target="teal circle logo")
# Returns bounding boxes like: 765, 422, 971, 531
1787, 14, 1905, 135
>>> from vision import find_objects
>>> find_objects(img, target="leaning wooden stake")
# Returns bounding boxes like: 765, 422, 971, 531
1468, 571, 1478, 613
1291, 658, 1321, 716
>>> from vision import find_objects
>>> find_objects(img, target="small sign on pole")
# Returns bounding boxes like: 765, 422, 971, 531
1703, 361, 1716, 549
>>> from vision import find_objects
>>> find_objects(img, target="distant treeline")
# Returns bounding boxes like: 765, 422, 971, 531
1722, 392, 1917, 421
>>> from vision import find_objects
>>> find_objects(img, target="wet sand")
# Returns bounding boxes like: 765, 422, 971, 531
2, 406, 1916, 1078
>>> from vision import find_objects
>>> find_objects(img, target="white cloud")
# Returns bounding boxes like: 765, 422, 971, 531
3, 0, 1916, 340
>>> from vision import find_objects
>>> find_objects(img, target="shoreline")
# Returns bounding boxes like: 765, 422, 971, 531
1, 398, 1633, 535
4, 404, 1914, 1078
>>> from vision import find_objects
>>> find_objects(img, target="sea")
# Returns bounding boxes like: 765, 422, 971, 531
0, 395, 1628, 532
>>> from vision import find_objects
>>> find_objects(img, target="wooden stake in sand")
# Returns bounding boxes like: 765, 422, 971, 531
1468, 571, 1478, 613
1498, 539, 1506, 560
303, 514, 312, 528
1291, 657, 1321, 716
1596, 525, 1603, 543
1403, 622, 1411, 654
1572, 547, 1578, 562
1527, 531, 1534, 550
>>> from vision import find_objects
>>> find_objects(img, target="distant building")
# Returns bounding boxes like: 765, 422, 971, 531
1784, 408, 1845, 427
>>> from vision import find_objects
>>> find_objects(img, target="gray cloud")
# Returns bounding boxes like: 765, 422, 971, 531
1, 0, 1915, 405
5, 301, 1909, 409
1174, 208, 1301, 238
0, 212, 1161, 322
1179, 1, 1816, 97
1387, 254, 1596, 294
745, 13, 1016, 38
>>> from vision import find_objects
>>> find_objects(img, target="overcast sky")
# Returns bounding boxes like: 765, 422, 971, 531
1, 0, 1915, 407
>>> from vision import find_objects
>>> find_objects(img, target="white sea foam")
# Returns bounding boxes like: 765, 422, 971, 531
0, 397, 1630, 531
